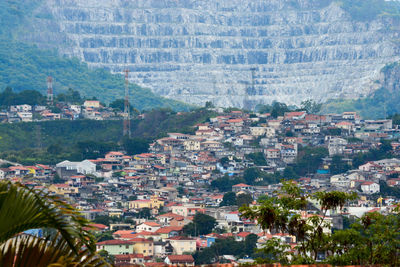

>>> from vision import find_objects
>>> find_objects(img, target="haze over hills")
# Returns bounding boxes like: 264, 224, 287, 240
16, 0, 400, 109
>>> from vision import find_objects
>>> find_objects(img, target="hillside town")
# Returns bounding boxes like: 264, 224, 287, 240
2, 108, 400, 266
0, 100, 128, 122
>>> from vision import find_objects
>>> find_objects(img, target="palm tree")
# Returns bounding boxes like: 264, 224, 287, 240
0, 181, 110, 266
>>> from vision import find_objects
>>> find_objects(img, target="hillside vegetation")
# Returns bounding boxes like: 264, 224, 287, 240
0, 0, 191, 111
0, 40, 191, 111
0, 108, 216, 164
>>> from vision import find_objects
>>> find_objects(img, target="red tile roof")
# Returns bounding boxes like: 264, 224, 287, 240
167, 255, 194, 263
232, 183, 251, 187
155, 226, 183, 234
97, 239, 133, 245
130, 238, 153, 243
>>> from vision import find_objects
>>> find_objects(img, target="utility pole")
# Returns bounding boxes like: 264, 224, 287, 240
123, 69, 131, 138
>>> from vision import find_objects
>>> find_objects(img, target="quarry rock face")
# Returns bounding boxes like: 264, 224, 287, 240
26, 0, 400, 108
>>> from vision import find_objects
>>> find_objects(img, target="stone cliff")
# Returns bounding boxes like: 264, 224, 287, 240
22, 0, 400, 108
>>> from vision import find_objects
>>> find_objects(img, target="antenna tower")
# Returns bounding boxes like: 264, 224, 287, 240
123, 69, 131, 137
47, 76, 53, 106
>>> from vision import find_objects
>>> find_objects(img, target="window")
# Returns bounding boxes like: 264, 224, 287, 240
126, 245, 129, 249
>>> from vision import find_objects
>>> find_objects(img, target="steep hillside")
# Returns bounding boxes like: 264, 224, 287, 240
0, 0, 191, 111
323, 61, 400, 119
19, 0, 400, 108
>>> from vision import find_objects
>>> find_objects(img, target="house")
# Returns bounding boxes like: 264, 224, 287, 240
17, 112, 32, 122
249, 127, 267, 136
136, 222, 161, 233
89, 224, 109, 232
336, 121, 354, 132
96, 240, 134, 255
48, 184, 79, 196
0, 168, 7, 179
330, 175, 350, 188
232, 183, 253, 193
284, 111, 306, 120
155, 226, 183, 239
361, 181, 380, 194
56, 160, 96, 178
359, 162, 381, 172
129, 196, 164, 210
8, 166, 30, 177
235, 231, 252, 241
184, 140, 201, 151
84, 100, 101, 109
164, 255, 195, 266
154, 241, 174, 257
265, 149, 280, 159
131, 238, 154, 257
10, 104, 32, 112
114, 254, 145, 266
327, 137, 348, 156
167, 236, 196, 255
156, 212, 185, 226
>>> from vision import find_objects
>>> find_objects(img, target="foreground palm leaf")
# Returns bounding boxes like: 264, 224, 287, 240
0, 234, 106, 267
0, 181, 110, 266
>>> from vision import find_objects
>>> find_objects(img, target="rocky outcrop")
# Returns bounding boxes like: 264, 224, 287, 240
23, 0, 400, 108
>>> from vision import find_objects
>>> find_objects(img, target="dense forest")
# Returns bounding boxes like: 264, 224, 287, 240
0, 108, 216, 164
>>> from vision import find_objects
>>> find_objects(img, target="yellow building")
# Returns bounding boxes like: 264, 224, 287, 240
48, 184, 79, 195
131, 238, 154, 257
129, 196, 164, 210
167, 236, 196, 255
184, 140, 201, 151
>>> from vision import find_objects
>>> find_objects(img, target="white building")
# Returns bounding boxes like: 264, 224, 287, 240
56, 160, 96, 176
361, 181, 380, 194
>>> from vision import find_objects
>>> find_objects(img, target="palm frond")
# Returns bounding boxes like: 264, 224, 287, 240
0, 181, 94, 252
0, 234, 110, 267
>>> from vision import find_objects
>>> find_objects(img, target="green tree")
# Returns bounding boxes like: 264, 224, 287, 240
244, 233, 258, 255
94, 215, 111, 226
183, 213, 217, 236
270, 102, 291, 118
56, 88, 83, 104
138, 208, 152, 218
122, 137, 149, 156
246, 152, 267, 166
300, 99, 322, 114
240, 181, 357, 263
210, 174, 246, 192
330, 155, 350, 175
220, 192, 237, 206
236, 193, 253, 207
328, 211, 400, 266
243, 167, 260, 185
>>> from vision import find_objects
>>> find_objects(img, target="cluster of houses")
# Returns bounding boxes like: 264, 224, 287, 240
0, 100, 126, 122
3, 109, 400, 265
